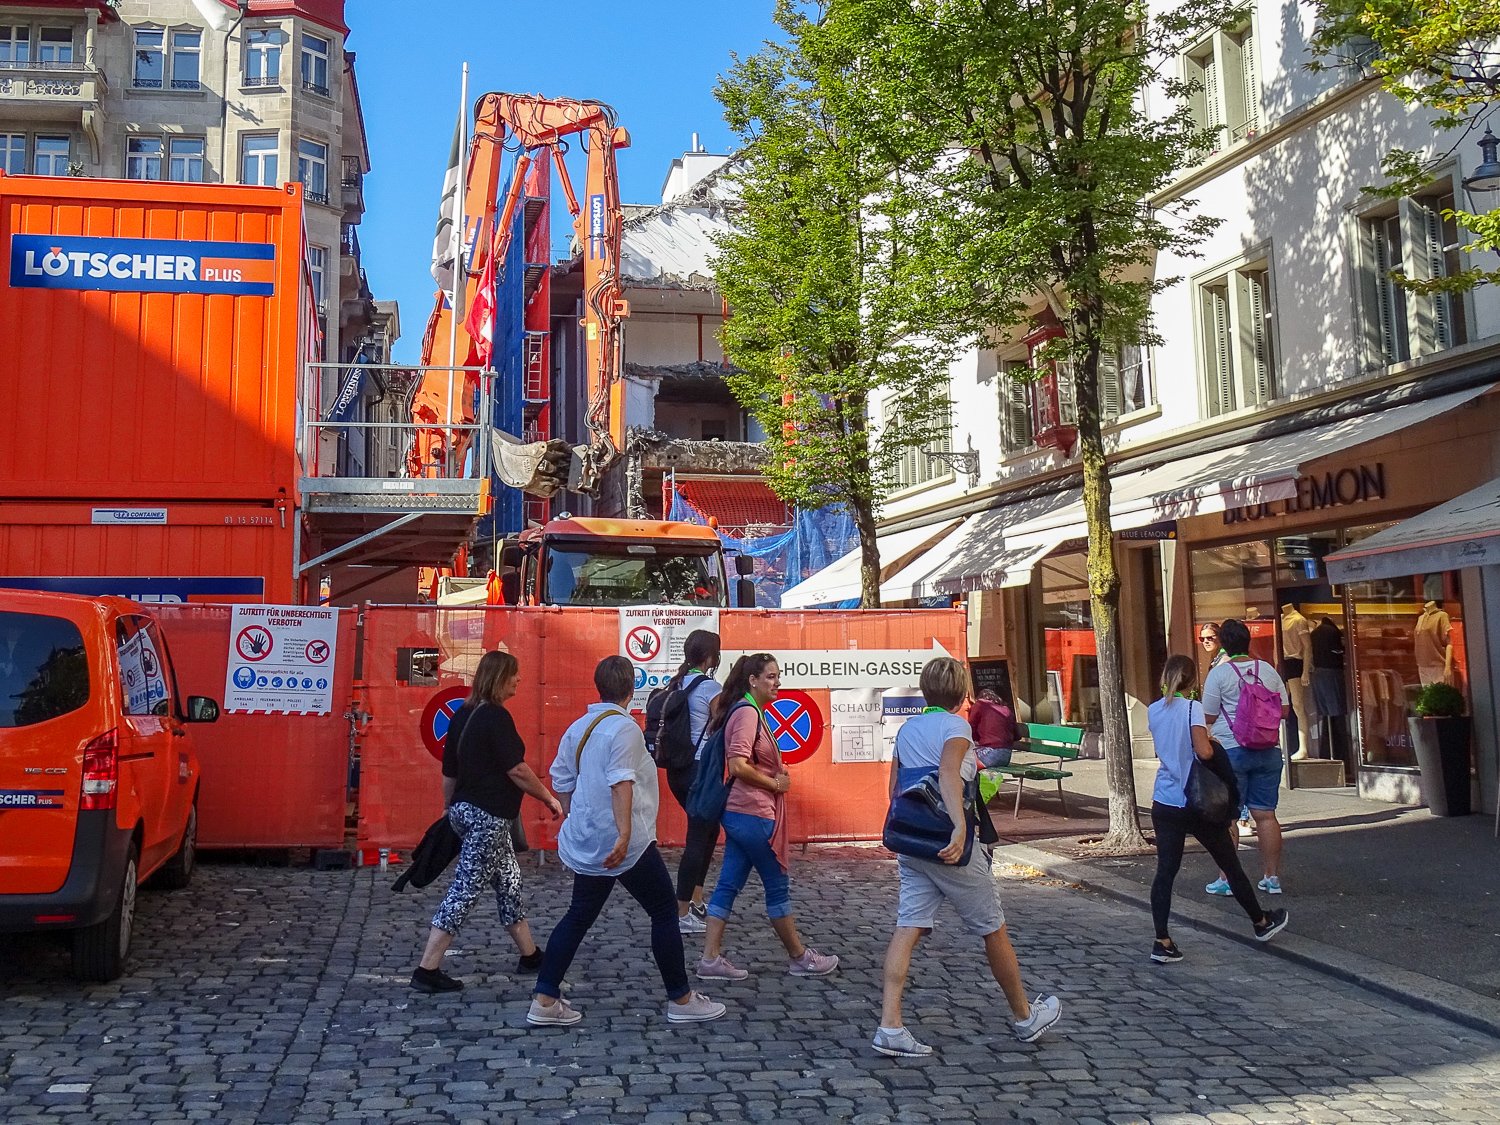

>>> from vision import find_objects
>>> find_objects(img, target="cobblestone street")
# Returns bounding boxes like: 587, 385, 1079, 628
3, 847, 1498, 1124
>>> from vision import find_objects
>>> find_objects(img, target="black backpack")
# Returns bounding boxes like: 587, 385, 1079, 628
646, 674, 711, 769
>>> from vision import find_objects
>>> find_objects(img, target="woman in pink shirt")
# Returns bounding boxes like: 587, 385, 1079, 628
695, 653, 839, 981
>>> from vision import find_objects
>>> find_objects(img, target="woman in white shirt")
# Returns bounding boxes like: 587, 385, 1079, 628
1147, 654, 1287, 965
526, 656, 726, 1027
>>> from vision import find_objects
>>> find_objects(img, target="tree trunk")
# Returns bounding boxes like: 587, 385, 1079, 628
852, 491, 882, 608
1080, 418, 1147, 850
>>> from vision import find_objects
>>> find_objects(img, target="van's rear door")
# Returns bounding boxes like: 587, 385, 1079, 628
0, 606, 97, 894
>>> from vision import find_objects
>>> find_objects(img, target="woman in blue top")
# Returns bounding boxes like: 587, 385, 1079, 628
872, 657, 1061, 1058
1147, 655, 1287, 964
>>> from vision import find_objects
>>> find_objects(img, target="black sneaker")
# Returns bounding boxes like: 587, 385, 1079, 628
1150, 939, 1184, 963
411, 966, 464, 993
517, 949, 544, 973
1254, 908, 1289, 942
689, 902, 707, 920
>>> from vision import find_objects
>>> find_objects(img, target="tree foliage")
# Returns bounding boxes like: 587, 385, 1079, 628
1310, 0, 1500, 289
817, 0, 1237, 847
712, 2, 969, 606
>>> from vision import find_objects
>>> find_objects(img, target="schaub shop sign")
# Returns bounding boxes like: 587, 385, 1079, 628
1224, 463, 1387, 525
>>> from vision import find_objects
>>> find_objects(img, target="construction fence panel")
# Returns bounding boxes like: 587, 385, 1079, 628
355, 604, 968, 853
155, 604, 353, 848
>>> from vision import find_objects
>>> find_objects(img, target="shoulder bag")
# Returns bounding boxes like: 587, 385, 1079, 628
882, 733, 991, 866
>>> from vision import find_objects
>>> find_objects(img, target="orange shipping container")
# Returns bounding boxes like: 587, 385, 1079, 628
0, 175, 310, 603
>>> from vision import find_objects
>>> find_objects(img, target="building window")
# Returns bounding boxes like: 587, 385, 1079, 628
308, 244, 327, 310
999, 358, 1034, 453
1183, 19, 1261, 154
301, 33, 330, 97
1, 134, 24, 175
887, 386, 952, 492
33, 135, 70, 176
244, 27, 281, 87
297, 138, 329, 205
0, 25, 30, 65
38, 27, 72, 65
1199, 262, 1275, 416
133, 27, 164, 88
125, 136, 163, 180
170, 29, 201, 89
169, 137, 205, 182
1101, 342, 1156, 419
240, 133, 278, 186
1358, 189, 1469, 369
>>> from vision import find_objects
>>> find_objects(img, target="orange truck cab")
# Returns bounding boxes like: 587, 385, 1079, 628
504, 516, 754, 607
0, 591, 220, 980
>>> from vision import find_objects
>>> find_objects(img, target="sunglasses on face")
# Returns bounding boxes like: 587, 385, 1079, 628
1199, 633, 1218, 643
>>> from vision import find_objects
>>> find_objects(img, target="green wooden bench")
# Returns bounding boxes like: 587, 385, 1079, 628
980, 723, 1084, 817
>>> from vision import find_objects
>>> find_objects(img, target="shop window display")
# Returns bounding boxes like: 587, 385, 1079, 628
1188, 541, 1277, 679
1039, 552, 1098, 725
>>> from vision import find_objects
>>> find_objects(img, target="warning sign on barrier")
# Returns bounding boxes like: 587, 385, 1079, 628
766, 689, 824, 765
420, 685, 470, 762
619, 606, 719, 710
223, 605, 338, 714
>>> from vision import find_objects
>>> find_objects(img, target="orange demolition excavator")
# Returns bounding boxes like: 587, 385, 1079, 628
410, 92, 631, 496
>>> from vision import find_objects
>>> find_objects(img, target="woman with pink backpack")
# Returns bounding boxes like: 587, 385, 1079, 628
1201, 619, 1291, 897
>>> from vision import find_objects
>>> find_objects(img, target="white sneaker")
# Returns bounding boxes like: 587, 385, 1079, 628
526, 996, 582, 1026
1012, 994, 1062, 1042
872, 1026, 933, 1057
678, 911, 707, 934
1257, 875, 1283, 895
666, 991, 726, 1023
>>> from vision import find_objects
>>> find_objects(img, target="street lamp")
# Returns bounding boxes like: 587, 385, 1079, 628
1461, 125, 1500, 205
923, 439, 981, 488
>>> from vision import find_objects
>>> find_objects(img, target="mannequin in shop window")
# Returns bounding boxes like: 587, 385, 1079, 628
1279, 604, 1316, 762
1310, 615, 1350, 766
1413, 601, 1454, 687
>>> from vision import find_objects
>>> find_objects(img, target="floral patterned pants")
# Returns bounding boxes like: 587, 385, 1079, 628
431, 801, 525, 935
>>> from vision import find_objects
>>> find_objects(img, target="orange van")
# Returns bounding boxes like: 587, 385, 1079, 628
0, 591, 219, 980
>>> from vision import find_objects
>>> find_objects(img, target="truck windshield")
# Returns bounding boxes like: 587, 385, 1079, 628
545, 547, 724, 607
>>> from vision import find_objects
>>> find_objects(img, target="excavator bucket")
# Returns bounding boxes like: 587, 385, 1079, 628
490, 429, 579, 498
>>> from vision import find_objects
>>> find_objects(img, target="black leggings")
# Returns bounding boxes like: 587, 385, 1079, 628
664, 760, 720, 904
1150, 802, 1263, 940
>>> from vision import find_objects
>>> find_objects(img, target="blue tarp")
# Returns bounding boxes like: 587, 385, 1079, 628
666, 492, 860, 608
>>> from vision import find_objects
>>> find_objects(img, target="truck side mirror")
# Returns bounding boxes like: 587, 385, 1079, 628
501, 544, 522, 568
734, 554, 756, 577
735, 577, 756, 608
186, 696, 221, 723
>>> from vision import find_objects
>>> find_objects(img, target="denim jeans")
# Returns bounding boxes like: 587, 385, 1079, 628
534, 842, 689, 1001
707, 810, 791, 920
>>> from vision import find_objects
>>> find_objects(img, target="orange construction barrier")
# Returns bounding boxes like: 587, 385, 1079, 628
354, 605, 967, 853
154, 604, 353, 848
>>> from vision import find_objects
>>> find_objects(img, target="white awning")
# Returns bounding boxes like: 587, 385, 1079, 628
778, 520, 958, 608
1326, 475, 1500, 583
1004, 385, 1495, 547
901, 491, 1081, 596
878, 520, 971, 601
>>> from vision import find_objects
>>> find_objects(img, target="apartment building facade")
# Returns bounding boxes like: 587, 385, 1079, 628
0, 0, 374, 373
835, 3, 1500, 813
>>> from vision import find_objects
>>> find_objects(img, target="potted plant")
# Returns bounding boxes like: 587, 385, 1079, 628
1408, 682, 1473, 817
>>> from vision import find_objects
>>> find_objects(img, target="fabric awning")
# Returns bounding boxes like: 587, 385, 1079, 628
1003, 384, 1495, 547
897, 491, 1082, 596
778, 520, 958, 608
1325, 475, 1500, 583
672, 475, 791, 536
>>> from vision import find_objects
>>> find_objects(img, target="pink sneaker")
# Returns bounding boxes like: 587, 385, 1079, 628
695, 954, 749, 981
787, 947, 839, 976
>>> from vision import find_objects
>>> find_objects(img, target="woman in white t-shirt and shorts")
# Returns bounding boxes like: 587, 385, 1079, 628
871, 657, 1061, 1058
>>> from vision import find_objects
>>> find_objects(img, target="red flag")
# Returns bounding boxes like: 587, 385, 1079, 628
465, 228, 497, 366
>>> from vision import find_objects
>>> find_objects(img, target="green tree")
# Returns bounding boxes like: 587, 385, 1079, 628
823, 0, 1236, 848
712, 3, 968, 607
1310, 0, 1500, 290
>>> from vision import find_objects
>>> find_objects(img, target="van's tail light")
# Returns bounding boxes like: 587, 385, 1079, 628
80, 729, 118, 811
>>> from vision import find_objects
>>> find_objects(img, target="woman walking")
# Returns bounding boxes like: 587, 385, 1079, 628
1148, 654, 1288, 964
655, 630, 724, 934
410, 650, 562, 993
527, 657, 725, 1026
696, 653, 839, 981
873, 657, 1061, 1057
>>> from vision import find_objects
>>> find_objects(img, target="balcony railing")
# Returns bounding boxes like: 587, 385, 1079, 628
170, 78, 201, 91
301, 79, 330, 98
242, 73, 278, 88
132, 76, 162, 88
341, 222, 360, 259
303, 185, 330, 206
0, 59, 91, 72
341, 157, 364, 213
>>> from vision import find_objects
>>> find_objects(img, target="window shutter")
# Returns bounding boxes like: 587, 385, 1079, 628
1244, 271, 1272, 404
1098, 347, 1122, 421
1055, 361, 1078, 426
1203, 286, 1233, 415
1421, 205, 1452, 350
1240, 31, 1259, 135
1204, 54, 1222, 137
1001, 365, 1032, 452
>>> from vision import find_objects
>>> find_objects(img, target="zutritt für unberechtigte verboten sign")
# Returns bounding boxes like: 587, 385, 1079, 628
9, 234, 276, 296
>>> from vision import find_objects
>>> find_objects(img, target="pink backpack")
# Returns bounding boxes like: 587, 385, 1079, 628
1227, 661, 1282, 749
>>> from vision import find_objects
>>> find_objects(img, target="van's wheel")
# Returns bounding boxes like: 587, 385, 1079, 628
155, 801, 197, 890
71, 843, 137, 982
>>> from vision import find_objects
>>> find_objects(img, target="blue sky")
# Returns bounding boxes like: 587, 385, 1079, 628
350, 1, 782, 361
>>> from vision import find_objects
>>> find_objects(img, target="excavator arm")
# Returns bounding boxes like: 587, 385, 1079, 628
412, 92, 631, 497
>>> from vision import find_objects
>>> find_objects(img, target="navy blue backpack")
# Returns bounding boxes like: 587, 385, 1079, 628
686, 700, 755, 822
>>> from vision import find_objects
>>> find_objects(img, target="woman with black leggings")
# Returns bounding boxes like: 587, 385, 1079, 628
657, 629, 723, 934
1146, 655, 1288, 963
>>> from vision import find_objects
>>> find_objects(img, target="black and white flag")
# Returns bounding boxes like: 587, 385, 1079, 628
430, 116, 463, 291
